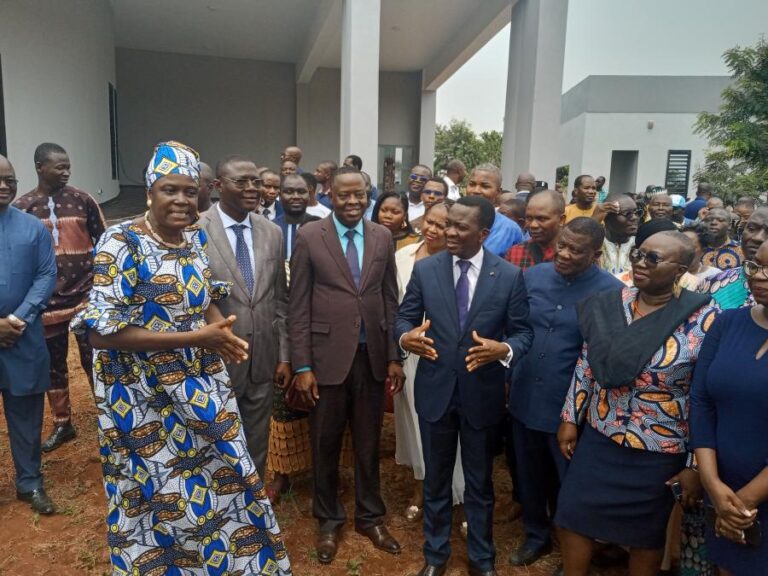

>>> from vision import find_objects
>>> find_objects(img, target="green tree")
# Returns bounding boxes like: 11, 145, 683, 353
694, 38, 768, 201
434, 119, 503, 173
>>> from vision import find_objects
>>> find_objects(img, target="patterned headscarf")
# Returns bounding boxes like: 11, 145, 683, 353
145, 140, 200, 188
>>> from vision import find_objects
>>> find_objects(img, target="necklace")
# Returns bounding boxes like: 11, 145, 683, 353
143, 211, 187, 248
632, 299, 646, 318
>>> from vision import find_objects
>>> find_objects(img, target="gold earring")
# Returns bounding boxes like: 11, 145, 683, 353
673, 278, 682, 298
147, 198, 152, 208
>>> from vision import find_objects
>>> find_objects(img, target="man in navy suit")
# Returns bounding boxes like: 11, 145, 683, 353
396, 196, 533, 576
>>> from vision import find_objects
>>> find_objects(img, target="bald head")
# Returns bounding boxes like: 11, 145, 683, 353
0, 154, 18, 211
515, 172, 536, 193
282, 146, 303, 164
197, 161, 214, 212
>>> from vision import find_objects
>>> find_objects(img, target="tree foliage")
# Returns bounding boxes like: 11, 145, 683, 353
694, 38, 768, 201
434, 119, 503, 174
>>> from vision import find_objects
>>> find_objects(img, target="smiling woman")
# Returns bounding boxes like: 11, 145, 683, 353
71, 141, 293, 576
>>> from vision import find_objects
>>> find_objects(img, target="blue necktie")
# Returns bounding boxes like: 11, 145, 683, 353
231, 224, 254, 295
345, 229, 361, 288
456, 259, 471, 331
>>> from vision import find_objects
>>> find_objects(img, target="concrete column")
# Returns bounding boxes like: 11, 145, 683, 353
418, 90, 437, 168
501, 0, 568, 188
340, 0, 381, 184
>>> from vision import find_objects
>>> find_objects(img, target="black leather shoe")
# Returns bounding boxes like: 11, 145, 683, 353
316, 529, 339, 564
468, 565, 498, 576
413, 564, 447, 576
41, 422, 77, 452
508, 541, 552, 566
355, 524, 401, 554
17, 487, 55, 515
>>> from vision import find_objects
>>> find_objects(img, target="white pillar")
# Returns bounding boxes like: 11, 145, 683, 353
419, 90, 437, 168
501, 0, 568, 188
340, 0, 381, 184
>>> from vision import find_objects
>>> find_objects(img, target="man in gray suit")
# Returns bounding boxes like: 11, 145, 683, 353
198, 156, 290, 478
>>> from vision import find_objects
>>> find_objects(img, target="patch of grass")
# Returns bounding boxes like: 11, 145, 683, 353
346, 556, 364, 576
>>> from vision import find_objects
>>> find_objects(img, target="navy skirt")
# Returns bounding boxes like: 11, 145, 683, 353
554, 425, 687, 549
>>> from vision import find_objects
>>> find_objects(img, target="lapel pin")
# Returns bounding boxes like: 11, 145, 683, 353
490, 271, 496, 277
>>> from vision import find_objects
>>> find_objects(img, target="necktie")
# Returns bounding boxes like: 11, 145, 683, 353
456, 259, 471, 331
345, 229, 361, 288
231, 224, 254, 295
263, 207, 271, 219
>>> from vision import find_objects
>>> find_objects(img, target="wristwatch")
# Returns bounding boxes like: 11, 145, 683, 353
7, 314, 26, 332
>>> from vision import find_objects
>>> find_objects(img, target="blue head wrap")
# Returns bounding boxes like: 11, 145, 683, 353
145, 140, 200, 188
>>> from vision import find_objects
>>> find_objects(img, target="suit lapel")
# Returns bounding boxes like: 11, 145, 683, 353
359, 220, 376, 290
320, 216, 357, 291
462, 251, 499, 338
249, 215, 268, 302
436, 252, 460, 335
207, 208, 251, 299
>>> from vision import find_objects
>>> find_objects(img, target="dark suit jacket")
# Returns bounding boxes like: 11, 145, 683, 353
395, 250, 533, 429
198, 207, 288, 389
289, 215, 400, 385
274, 212, 319, 260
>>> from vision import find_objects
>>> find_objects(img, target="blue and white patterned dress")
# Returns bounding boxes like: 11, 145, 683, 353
73, 222, 292, 576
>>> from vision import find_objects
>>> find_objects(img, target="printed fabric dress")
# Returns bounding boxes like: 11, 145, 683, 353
72, 222, 292, 576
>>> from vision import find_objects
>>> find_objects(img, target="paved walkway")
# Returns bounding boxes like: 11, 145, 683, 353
100, 186, 145, 223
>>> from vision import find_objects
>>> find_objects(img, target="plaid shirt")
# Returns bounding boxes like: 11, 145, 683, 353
505, 240, 555, 270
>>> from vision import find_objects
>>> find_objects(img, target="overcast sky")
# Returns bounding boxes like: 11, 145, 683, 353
437, 0, 768, 133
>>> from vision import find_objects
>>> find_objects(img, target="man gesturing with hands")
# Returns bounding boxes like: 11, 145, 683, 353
396, 196, 533, 576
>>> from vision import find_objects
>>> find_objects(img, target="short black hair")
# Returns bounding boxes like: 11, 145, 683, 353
653, 231, 696, 267
446, 159, 466, 173
34, 142, 67, 165
410, 164, 433, 176
345, 155, 363, 170
330, 164, 364, 189
564, 216, 605, 250
423, 177, 448, 195
455, 195, 495, 230
280, 173, 307, 189
372, 191, 414, 234
573, 174, 593, 188
215, 155, 253, 178
260, 168, 279, 181
527, 189, 566, 214
300, 171, 317, 191
736, 196, 757, 208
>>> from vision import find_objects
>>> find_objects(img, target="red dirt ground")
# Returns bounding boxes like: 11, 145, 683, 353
0, 338, 625, 576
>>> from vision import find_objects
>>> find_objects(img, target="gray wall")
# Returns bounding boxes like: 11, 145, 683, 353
116, 48, 296, 184
1, 0, 119, 201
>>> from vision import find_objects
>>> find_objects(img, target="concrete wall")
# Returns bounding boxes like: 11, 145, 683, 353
298, 68, 421, 174
116, 48, 296, 184
559, 111, 710, 196
0, 0, 119, 201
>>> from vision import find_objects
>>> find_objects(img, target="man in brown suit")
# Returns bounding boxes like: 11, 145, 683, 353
289, 166, 405, 564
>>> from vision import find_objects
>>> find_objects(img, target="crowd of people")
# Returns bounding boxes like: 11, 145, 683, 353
0, 140, 766, 576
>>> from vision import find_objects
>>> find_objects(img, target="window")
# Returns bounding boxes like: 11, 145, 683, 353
108, 83, 118, 180
665, 150, 691, 195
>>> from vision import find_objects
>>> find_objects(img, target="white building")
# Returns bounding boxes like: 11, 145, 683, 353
559, 75, 731, 198
0, 0, 569, 203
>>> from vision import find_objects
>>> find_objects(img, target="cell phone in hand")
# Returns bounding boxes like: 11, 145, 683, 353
670, 481, 683, 503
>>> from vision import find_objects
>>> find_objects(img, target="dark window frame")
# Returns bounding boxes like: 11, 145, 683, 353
664, 150, 691, 194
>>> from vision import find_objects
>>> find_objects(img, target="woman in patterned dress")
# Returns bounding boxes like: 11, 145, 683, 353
555, 231, 717, 576
73, 142, 292, 576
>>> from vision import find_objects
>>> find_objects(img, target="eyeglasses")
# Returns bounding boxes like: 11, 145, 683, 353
409, 174, 429, 183
0, 177, 18, 187
743, 260, 768, 279
221, 176, 263, 189
618, 208, 644, 219
629, 248, 683, 268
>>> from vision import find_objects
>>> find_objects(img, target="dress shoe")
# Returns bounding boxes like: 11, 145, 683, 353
17, 487, 55, 515
41, 422, 76, 452
468, 565, 498, 576
316, 529, 339, 564
412, 563, 446, 576
355, 524, 401, 554
508, 541, 552, 566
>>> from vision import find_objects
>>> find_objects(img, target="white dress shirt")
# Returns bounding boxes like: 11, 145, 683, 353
217, 203, 255, 268
408, 200, 425, 223
306, 202, 332, 219
452, 248, 485, 306
260, 204, 277, 221
444, 175, 461, 201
